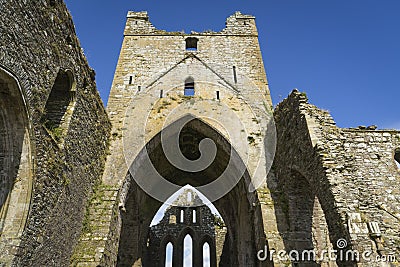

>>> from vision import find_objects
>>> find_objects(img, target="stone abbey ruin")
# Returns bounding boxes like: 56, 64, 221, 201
0, 1, 399, 266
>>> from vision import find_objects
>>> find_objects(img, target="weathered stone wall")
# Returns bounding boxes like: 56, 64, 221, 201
0, 0, 111, 266
338, 129, 400, 257
271, 90, 400, 266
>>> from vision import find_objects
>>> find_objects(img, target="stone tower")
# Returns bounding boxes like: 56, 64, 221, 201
98, 10, 275, 267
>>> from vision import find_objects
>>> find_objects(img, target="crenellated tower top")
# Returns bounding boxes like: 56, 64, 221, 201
124, 11, 259, 36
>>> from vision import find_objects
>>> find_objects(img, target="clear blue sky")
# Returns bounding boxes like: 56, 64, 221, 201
64, 0, 400, 129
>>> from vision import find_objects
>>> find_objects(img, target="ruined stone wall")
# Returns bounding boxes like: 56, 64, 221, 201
0, 0, 111, 266
325, 128, 400, 260
147, 205, 216, 266
271, 90, 400, 266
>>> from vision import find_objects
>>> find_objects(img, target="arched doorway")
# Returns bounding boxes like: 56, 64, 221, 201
116, 116, 269, 266
273, 169, 338, 266
0, 67, 33, 263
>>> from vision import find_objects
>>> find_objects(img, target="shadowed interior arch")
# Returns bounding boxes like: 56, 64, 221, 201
0, 67, 32, 263
116, 116, 270, 267
41, 69, 76, 134
270, 169, 340, 266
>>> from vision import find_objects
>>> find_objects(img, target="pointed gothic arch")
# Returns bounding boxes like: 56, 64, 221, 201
284, 170, 335, 264
200, 235, 216, 267
116, 115, 270, 266
41, 69, 76, 142
158, 235, 176, 267
182, 233, 193, 267
165, 242, 173, 267
147, 185, 223, 267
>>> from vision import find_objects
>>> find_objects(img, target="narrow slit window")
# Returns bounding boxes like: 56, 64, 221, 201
129, 76, 133, 84
233, 66, 237, 84
185, 37, 198, 51
192, 209, 196, 223
184, 77, 195, 96
216, 91, 220, 100
138, 85, 141, 92
180, 209, 185, 223
160, 89, 163, 98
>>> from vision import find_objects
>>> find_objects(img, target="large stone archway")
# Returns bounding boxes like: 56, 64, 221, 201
0, 67, 33, 264
116, 116, 270, 267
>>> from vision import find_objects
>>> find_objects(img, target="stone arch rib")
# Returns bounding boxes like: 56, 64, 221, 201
0, 66, 33, 265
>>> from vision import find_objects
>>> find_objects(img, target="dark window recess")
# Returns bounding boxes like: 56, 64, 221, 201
42, 70, 75, 129
233, 66, 237, 84
138, 85, 141, 92
160, 89, 163, 98
185, 37, 198, 51
216, 91, 220, 100
395, 148, 400, 166
66, 35, 73, 45
129, 76, 133, 84
184, 77, 195, 96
